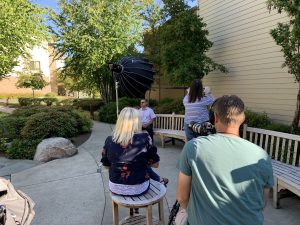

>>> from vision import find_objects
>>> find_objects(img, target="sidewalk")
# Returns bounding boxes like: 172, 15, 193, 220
0, 121, 299, 225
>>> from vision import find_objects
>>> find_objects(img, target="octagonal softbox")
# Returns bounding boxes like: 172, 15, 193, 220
112, 57, 154, 98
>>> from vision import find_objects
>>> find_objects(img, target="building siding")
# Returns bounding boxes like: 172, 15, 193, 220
199, 0, 298, 124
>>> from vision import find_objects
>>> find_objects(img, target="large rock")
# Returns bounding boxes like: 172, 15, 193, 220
34, 137, 78, 162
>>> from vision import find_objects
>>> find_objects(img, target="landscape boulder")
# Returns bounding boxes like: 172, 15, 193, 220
34, 137, 78, 162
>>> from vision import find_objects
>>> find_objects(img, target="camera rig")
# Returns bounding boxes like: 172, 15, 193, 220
188, 121, 216, 138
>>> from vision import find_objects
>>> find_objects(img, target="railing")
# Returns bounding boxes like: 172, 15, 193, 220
243, 124, 300, 167
153, 113, 184, 131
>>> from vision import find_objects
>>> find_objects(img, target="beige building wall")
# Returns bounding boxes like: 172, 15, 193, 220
0, 42, 58, 97
198, 0, 298, 124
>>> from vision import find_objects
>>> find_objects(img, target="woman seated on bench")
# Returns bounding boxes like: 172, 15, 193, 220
101, 107, 168, 197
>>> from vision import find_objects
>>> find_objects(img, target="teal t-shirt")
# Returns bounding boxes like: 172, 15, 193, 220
177, 133, 274, 225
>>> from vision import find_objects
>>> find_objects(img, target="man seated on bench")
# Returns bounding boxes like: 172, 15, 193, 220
101, 107, 168, 212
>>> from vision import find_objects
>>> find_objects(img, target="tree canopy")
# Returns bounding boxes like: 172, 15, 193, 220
0, 0, 49, 79
143, 0, 227, 86
267, 0, 300, 132
50, 0, 146, 102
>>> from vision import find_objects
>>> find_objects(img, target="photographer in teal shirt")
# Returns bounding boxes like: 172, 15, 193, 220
177, 95, 274, 225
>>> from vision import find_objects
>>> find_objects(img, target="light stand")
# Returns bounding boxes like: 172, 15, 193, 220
109, 63, 121, 118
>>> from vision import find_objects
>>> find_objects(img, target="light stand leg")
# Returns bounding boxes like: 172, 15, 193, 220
115, 81, 119, 117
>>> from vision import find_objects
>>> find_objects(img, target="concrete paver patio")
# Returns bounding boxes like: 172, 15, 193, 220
0, 121, 299, 224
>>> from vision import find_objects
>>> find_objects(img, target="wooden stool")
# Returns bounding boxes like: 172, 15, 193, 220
111, 179, 166, 225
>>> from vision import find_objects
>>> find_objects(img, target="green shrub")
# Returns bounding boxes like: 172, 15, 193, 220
0, 112, 8, 118
154, 99, 184, 114
98, 102, 117, 123
21, 111, 78, 139
44, 92, 57, 98
72, 98, 104, 111
75, 111, 93, 133
59, 98, 75, 106
244, 109, 271, 128
0, 116, 27, 140
18, 98, 33, 106
41, 98, 58, 106
18, 97, 58, 106
0, 138, 8, 153
265, 123, 291, 134
159, 98, 174, 105
6, 139, 41, 159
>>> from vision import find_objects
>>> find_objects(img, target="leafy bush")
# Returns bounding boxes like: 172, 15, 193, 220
59, 98, 75, 106
98, 97, 143, 123
18, 98, 33, 106
18, 97, 58, 106
244, 109, 271, 128
265, 123, 291, 134
75, 111, 93, 133
0, 116, 27, 140
0, 138, 8, 153
98, 102, 117, 123
72, 98, 104, 111
159, 98, 174, 105
21, 111, 78, 140
6, 139, 41, 159
44, 92, 57, 98
154, 99, 184, 114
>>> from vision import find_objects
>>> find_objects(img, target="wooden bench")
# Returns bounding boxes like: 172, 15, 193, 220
111, 179, 166, 225
153, 113, 187, 147
242, 124, 300, 208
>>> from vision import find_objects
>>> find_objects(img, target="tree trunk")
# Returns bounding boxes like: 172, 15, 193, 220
32, 90, 35, 98
291, 82, 300, 133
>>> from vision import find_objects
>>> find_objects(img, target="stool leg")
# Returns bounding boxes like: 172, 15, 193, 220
112, 200, 119, 225
146, 205, 153, 225
158, 199, 165, 225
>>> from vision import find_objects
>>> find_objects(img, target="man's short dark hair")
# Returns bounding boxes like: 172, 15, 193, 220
212, 95, 245, 125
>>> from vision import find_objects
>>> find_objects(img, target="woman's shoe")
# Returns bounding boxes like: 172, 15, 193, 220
160, 177, 169, 187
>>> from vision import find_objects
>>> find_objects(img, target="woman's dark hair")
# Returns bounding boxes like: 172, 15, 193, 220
188, 79, 204, 103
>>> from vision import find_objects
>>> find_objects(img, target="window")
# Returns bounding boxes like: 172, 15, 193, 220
30, 61, 41, 71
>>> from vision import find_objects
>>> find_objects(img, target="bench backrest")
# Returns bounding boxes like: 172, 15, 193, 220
154, 113, 184, 131
243, 124, 300, 167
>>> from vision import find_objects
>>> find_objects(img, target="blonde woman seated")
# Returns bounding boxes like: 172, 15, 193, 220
101, 107, 167, 196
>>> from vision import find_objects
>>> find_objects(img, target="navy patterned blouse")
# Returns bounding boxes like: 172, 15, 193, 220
101, 132, 160, 186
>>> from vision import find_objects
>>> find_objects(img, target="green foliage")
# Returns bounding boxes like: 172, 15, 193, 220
98, 102, 117, 123
267, 0, 300, 133
6, 139, 41, 159
0, 138, 8, 153
0, 116, 27, 140
244, 109, 271, 128
18, 98, 58, 106
159, 97, 174, 105
143, 1, 227, 86
0, 0, 49, 79
265, 123, 291, 134
0, 112, 8, 118
97, 97, 153, 123
154, 99, 184, 114
0, 105, 92, 159
72, 98, 104, 111
44, 92, 57, 98
76, 111, 93, 133
50, 0, 146, 102
21, 111, 78, 140
16, 73, 48, 97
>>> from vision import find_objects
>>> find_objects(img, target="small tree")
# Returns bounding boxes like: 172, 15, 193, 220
267, 0, 300, 133
16, 73, 48, 98
0, 0, 49, 79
